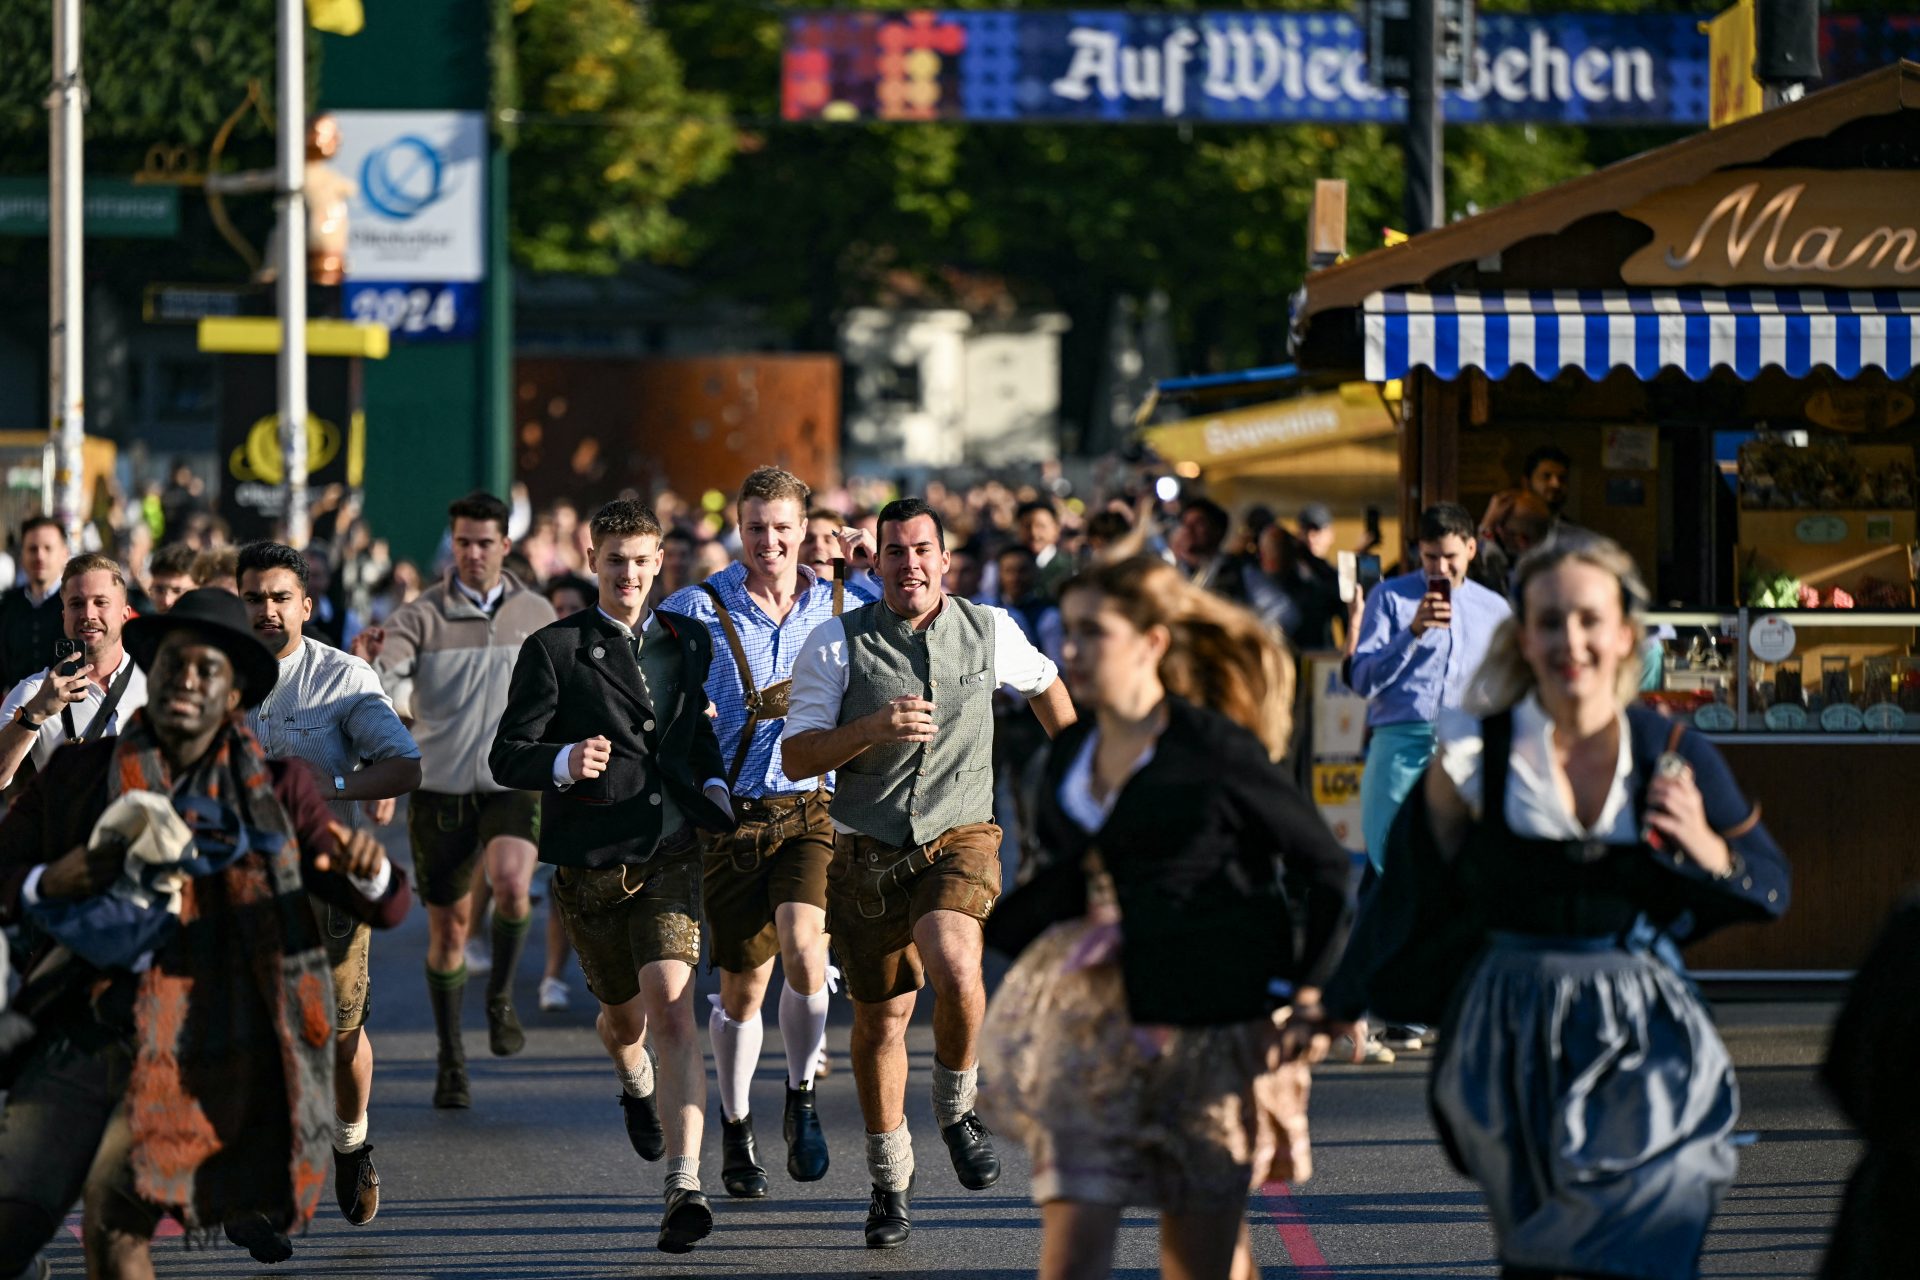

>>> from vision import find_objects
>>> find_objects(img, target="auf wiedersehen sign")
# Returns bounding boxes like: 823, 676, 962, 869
1622, 170, 1920, 287
0, 178, 179, 238
784, 10, 1709, 125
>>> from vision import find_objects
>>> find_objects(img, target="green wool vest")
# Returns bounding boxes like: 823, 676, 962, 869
831, 595, 999, 848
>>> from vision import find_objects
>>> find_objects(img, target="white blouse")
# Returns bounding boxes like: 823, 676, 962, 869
1057, 729, 1158, 833
1434, 692, 1639, 844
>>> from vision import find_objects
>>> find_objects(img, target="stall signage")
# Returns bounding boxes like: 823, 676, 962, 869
1622, 170, 1920, 287
1820, 703, 1865, 733
1763, 703, 1808, 731
1794, 515, 1847, 545
1748, 614, 1796, 664
1804, 388, 1916, 434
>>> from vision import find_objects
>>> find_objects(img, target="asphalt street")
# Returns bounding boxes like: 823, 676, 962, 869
34, 836, 1857, 1280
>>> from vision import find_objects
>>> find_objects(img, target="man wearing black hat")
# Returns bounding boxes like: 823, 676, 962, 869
0, 589, 413, 1280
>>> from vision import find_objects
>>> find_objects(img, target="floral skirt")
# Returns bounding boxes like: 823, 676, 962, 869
978, 917, 1312, 1212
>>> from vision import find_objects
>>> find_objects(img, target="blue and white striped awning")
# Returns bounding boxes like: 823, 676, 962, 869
1364, 289, 1920, 383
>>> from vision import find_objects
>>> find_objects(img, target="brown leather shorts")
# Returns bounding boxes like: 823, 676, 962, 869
826, 821, 1001, 1003
551, 830, 703, 1007
703, 789, 833, 974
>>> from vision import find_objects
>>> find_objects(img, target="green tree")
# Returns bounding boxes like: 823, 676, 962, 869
502, 0, 736, 274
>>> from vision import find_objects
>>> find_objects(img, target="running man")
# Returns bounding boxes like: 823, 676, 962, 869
490, 498, 736, 1254
662, 467, 878, 1200
782, 497, 1075, 1248
363, 491, 556, 1107
239, 541, 421, 1228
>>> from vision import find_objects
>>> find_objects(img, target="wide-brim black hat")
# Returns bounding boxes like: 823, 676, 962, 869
124, 588, 281, 709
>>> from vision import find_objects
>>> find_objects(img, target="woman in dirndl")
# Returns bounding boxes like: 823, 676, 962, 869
1403, 536, 1788, 1279
979, 555, 1356, 1280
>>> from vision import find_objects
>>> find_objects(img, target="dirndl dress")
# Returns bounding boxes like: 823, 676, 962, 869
978, 862, 1312, 1212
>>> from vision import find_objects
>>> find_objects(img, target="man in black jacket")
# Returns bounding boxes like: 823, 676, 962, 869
489, 498, 735, 1257
0, 517, 70, 689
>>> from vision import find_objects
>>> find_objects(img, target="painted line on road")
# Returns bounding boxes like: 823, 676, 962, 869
1261, 1181, 1333, 1277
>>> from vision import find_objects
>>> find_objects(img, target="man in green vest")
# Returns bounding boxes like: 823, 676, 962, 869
782, 497, 1075, 1249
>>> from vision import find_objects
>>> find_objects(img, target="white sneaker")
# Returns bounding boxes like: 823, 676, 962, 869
464, 940, 492, 976
538, 976, 571, 1012
1381, 1026, 1425, 1053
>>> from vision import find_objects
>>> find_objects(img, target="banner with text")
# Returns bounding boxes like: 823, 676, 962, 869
784, 10, 1705, 125
784, 12, 1920, 127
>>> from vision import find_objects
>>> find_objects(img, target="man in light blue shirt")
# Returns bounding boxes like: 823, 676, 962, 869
1350, 502, 1511, 873
661, 467, 879, 1202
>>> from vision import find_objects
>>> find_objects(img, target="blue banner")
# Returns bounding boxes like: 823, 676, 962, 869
784, 11, 1712, 126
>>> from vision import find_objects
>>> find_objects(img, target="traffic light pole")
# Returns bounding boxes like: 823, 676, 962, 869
277, 0, 309, 547
1403, 0, 1444, 234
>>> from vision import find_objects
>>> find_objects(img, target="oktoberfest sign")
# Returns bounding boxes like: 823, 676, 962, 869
783, 10, 1712, 125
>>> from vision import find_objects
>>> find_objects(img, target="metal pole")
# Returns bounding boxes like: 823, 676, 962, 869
277, 0, 309, 546
49, 0, 84, 537
1403, 0, 1444, 234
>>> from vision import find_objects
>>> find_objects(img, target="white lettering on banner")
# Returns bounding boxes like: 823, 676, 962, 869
1201, 406, 1340, 458
1053, 21, 1663, 116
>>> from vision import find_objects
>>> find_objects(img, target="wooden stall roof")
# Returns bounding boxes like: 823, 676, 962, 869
1294, 61, 1920, 343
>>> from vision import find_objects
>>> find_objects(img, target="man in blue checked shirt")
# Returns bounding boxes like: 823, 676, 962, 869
661, 466, 879, 1202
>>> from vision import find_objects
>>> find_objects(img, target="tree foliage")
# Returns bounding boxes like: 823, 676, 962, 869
502, 0, 735, 274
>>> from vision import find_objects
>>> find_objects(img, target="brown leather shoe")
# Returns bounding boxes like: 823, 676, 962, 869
335, 1143, 380, 1224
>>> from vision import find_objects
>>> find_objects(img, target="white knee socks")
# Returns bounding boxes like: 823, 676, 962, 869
708, 994, 763, 1123
779, 982, 830, 1090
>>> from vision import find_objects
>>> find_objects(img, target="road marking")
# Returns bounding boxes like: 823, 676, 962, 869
1261, 1180, 1332, 1277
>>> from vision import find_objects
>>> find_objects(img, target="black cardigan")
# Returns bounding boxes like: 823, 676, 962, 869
985, 696, 1353, 1027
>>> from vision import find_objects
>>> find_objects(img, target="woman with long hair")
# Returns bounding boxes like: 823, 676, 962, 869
1330, 536, 1788, 1279
980, 555, 1355, 1280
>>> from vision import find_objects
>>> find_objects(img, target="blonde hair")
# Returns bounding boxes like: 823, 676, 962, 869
1464, 534, 1649, 717
1061, 555, 1294, 758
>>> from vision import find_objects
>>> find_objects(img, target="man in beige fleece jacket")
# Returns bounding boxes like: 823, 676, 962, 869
358, 491, 556, 1109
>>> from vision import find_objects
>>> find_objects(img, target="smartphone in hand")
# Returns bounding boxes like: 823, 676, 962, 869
52, 638, 81, 678
1426, 574, 1453, 602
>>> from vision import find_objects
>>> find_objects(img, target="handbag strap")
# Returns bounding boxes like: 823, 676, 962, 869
699, 583, 758, 789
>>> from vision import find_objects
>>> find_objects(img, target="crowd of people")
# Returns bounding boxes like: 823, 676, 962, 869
0, 451, 1909, 1280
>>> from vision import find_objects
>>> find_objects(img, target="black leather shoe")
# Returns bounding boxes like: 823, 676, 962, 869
783, 1083, 829, 1182
335, 1142, 380, 1224
433, 1062, 470, 1110
864, 1181, 911, 1249
619, 1092, 665, 1161
941, 1110, 1001, 1189
721, 1115, 769, 1198
487, 996, 526, 1056
223, 1212, 293, 1264
658, 1187, 714, 1254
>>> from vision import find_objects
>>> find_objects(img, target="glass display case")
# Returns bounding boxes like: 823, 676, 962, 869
1642, 609, 1920, 737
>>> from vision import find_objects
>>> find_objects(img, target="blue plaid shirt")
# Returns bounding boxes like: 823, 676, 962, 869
661, 563, 880, 799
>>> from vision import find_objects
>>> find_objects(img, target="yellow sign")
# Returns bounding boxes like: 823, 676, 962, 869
1623, 170, 1920, 287
1703, 1, 1761, 129
230, 414, 342, 485
1145, 385, 1394, 470
1804, 388, 1917, 434
1311, 763, 1366, 808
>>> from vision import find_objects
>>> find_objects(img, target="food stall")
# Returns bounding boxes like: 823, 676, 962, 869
1290, 61, 1920, 975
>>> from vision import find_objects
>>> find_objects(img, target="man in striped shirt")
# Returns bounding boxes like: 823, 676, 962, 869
661, 467, 877, 1200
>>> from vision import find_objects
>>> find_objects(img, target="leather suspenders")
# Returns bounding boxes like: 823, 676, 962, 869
701, 571, 846, 789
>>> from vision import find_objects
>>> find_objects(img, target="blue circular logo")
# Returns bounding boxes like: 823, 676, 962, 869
360, 135, 444, 220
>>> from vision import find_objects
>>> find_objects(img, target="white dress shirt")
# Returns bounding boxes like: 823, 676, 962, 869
0, 650, 148, 788
1435, 692, 1638, 843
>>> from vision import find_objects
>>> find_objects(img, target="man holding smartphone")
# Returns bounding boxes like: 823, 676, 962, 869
0, 553, 145, 791
1350, 503, 1510, 877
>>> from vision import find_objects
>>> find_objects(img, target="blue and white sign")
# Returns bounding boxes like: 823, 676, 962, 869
331, 110, 487, 284
343, 281, 480, 343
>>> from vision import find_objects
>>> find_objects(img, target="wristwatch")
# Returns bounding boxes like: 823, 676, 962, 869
10, 705, 43, 731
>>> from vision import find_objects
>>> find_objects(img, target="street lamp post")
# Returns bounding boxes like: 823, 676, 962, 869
277, 0, 309, 547
49, 0, 85, 538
